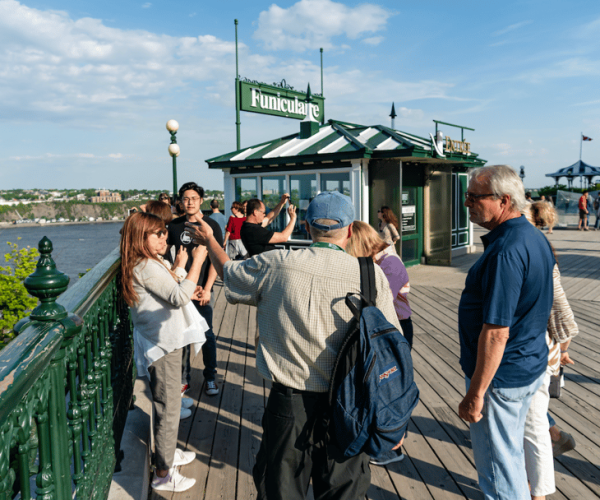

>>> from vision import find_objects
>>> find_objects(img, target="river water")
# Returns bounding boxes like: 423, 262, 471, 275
0, 222, 123, 287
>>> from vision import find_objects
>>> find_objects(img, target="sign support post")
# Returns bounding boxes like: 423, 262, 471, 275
235, 19, 241, 150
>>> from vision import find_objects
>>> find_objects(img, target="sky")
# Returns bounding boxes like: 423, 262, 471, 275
1, 0, 599, 191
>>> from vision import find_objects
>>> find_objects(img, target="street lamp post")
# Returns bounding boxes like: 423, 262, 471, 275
166, 119, 180, 202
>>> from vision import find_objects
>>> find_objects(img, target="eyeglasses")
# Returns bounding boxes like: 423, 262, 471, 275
464, 192, 495, 202
160, 197, 169, 201
182, 197, 200, 203
151, 229, 166, 237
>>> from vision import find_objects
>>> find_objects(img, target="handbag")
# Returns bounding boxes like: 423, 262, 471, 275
549, 366, 564, 399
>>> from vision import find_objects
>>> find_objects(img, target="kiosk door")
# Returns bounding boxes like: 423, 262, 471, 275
401, 165, 423, 267
425, 166, 452, 265
368, 159, 401, 254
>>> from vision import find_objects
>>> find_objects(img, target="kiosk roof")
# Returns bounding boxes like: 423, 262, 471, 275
206, 119, 485, 170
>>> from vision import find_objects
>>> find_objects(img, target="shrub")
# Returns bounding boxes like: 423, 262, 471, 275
0, 240, 39, 348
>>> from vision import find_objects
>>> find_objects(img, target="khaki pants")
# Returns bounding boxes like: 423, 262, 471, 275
148, 348, 182, 470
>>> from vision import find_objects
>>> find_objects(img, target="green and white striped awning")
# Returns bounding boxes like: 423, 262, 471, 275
206, 119, 484, 169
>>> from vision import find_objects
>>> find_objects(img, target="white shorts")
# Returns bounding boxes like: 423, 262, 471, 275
524, 366, 555, 496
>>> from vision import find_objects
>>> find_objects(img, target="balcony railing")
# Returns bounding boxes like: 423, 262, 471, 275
0, 237, 134, 499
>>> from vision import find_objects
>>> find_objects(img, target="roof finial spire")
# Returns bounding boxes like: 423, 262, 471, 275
300, 82, 319, 138
306, 83, 313, 103
390, 102, 397, 129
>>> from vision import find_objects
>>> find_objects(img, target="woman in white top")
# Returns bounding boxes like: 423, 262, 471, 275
378, 206, 401, 248
120, 212, 207, 493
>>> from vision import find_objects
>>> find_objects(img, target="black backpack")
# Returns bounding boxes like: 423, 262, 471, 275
327, 257, 419, 457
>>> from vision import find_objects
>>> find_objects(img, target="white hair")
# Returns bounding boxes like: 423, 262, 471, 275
469, 165, 527, 212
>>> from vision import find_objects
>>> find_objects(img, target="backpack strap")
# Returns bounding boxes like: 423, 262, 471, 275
358, 257, 377, 307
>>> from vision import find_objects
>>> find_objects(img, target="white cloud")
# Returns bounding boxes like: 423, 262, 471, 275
575, 17, 600, 40
8, 152, 128, 160
142, 3, 151, 8
362, 36, 384, 46
253, 0, 393, 52
0, 0, 242, 126
516, 57, 600, 84
492, 21, 532, 37
492, 143, 512, 156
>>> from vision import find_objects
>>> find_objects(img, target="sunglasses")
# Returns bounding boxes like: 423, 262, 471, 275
464, 192, 495, 202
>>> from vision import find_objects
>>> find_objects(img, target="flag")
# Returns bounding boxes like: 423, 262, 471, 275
583, 135, 593, 141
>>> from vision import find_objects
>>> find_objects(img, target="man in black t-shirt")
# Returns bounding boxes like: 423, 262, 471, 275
168, 182, 223, 397
240, 198, 297, 257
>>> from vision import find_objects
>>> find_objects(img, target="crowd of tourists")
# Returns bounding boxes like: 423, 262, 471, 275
119, 164, 578, 499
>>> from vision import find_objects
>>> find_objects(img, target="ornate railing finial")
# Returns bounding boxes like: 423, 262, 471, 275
24, 237, 70, 321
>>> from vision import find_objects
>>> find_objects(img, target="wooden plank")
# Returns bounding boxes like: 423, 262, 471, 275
401, 421, 466, 499
203, 305, 250, 500
367, 464, 405, 500
173, 300, 239, 500
237, 305, 263, 500
410, 398, 481, 499
381, 455, 436, 500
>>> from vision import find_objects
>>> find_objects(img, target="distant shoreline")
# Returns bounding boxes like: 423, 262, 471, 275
0, 220, 124, 230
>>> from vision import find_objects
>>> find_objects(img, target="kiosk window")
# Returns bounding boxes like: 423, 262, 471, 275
321, 172, 350, 196
290, 174, 317, 240
235, 177, 257, 201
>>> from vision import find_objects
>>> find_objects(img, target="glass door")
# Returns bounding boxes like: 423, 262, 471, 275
400, 186, 422, 266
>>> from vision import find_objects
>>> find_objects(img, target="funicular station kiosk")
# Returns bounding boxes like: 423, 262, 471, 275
206, 118, 486, 267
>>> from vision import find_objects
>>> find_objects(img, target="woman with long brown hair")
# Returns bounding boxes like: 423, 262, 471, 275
378, 206, 400, 247
120, 212, 208, 492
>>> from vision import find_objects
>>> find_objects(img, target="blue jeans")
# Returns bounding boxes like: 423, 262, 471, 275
466, 371, 545, 500
182, 297, 217, 384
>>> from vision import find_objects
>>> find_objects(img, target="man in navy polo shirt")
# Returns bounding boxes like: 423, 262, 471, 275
458, 165, 555, 500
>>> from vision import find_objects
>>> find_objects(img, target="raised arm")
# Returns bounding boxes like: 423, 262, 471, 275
262, 193, 290, 227
268, 205, 297, 244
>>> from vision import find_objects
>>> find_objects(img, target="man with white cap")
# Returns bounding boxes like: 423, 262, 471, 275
185, 191, 401, 500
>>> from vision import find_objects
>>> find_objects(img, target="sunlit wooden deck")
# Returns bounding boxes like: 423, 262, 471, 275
151, 226, 600, 500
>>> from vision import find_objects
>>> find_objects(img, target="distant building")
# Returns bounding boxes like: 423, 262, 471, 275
90, 190, 122, 203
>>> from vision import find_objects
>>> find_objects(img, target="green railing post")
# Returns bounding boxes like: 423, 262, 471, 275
24, 237, 82, 500
1, 241, 133, 500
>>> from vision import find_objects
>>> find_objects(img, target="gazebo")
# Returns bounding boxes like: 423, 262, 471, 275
546, 160, 600, 188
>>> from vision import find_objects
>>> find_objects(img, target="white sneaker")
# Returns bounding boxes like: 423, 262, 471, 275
180, 407, 192, 420
370, 453, 405, 466
173, 449, 196, 467
151, 468, 196, 492
181, 397, 194, 409
205, 380, 219, 396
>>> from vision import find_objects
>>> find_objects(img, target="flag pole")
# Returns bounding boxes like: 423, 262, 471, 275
320, 48, 324, 124
580, 132, 582, 162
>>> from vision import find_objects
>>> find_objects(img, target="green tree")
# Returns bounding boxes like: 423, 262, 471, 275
0, 240, 39, 348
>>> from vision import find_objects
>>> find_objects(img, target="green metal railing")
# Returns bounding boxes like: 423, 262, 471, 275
0, 237, 134, 499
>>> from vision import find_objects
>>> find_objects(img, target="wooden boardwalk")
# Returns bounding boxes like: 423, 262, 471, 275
151, 227, 600, 500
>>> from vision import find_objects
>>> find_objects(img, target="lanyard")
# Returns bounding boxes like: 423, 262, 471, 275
310, 242, 345, 253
